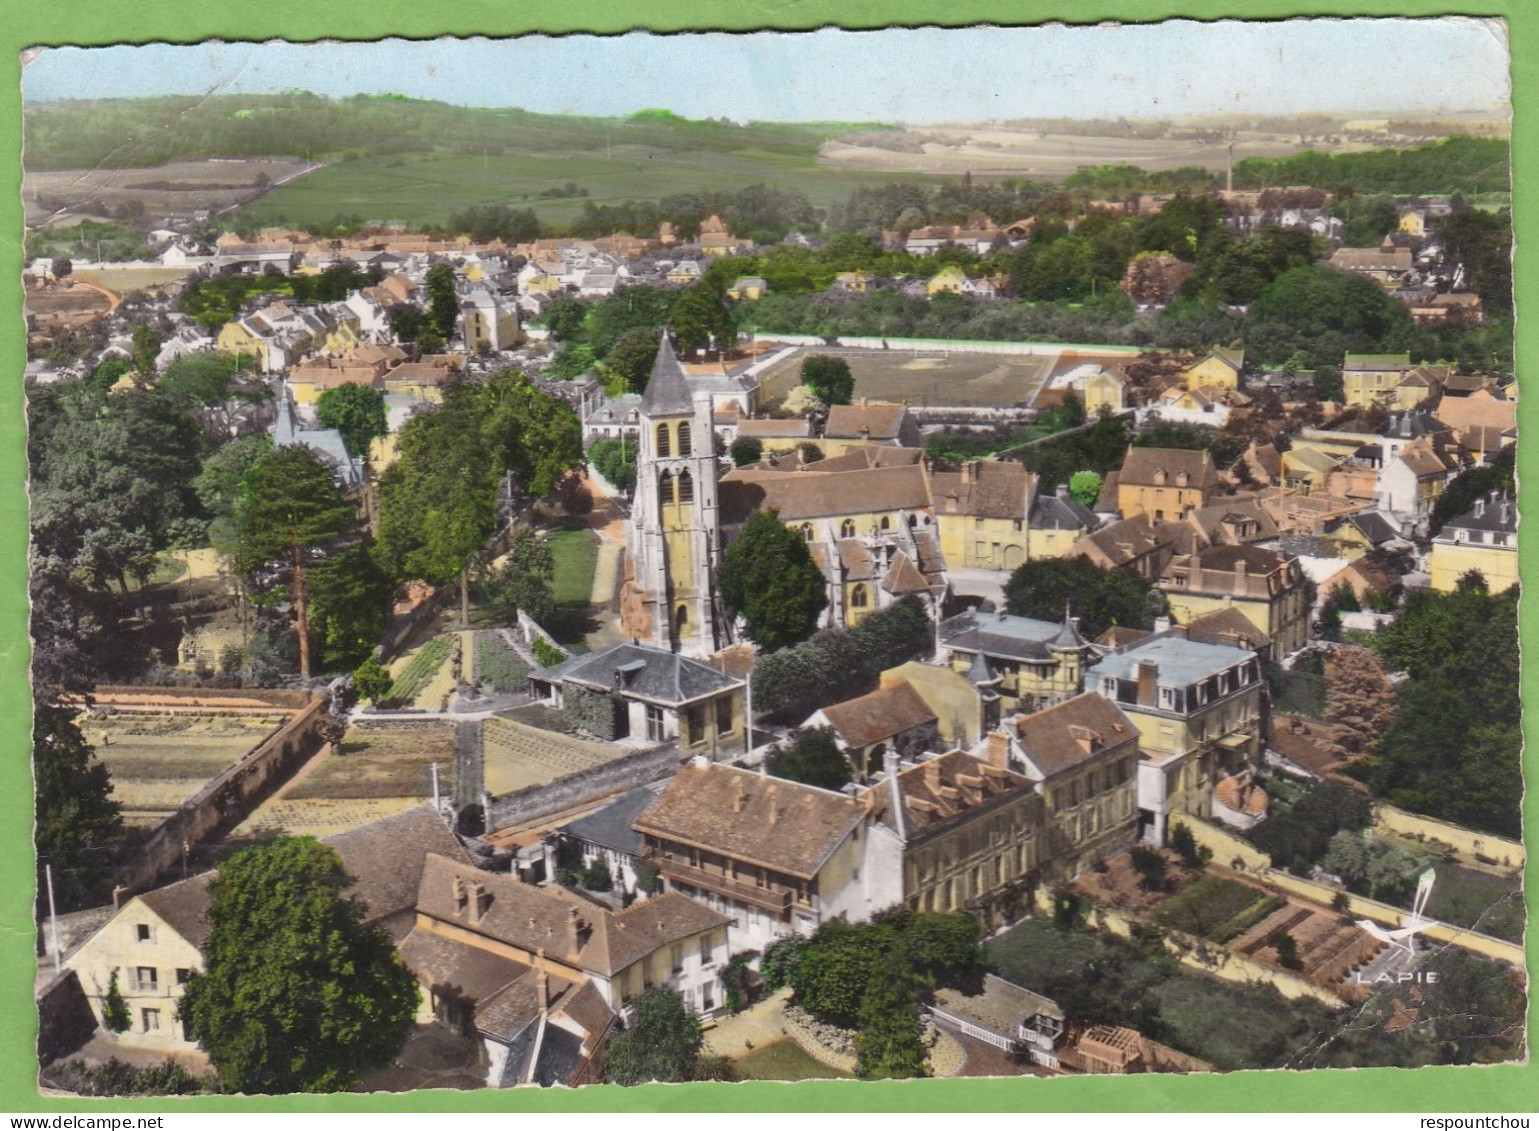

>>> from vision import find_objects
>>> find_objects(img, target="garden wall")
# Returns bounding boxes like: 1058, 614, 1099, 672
113, 691, 331, 895
485, 742, 688, 834
1170, 815, 1524, 969
1374, 805, 1524, 875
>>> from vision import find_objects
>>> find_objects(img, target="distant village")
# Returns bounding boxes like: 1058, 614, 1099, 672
27, 169, 1524, 1093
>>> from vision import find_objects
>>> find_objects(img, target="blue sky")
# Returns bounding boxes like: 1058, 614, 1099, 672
22, 20, 1510, 123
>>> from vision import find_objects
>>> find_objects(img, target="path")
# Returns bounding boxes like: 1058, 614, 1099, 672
702, 988, 795, 1059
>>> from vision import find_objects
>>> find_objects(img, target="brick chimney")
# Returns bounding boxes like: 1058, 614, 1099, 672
453, 875, 469, 913
961, 461, 975, 485
468, 882, 491, 925
1233, 559, 1249, 595
984, 730, 1010, 771
923, 759, 944, 792
1136, 660, 1159, 707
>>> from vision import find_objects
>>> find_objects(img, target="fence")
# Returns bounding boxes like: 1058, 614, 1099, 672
111, 690, 332, 895
752, 333, 1143, 357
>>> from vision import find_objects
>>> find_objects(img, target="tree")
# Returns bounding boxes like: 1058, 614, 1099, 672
583, 857, 613, 893
238, 446, 355, 678
801, 354, 855, 406
601, 328, 661, 393
1272, 930, 1303, 970
51, 256, 72, 279
603, 989, 704, 1086
131, 323, 163, 378
586, 438, 636, 495
424, 263, 458, 339
352, 656, 392, 703
729, 435, 763, 468
195, 433, 272, 561
34, 704, 122, 902
1130, 846, 1169, 892
718, 509, 828, 650
474, 529, 555, 625
1004, 556, 1160, 638
1169, 823, 1211, 870
670, 281, 735, 356
768, 728, 852, 791
476, 368, 584, 497
316, 384, 388, 459
179, 839, 419, 1093
386, 303, 427, 343
855, 970, 930, 1080
1068, 470, 1103, 508
306, 545, 393, 673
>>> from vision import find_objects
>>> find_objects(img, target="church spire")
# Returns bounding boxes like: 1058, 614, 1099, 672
640, 330, 693, 416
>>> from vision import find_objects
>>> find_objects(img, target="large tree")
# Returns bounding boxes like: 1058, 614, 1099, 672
475, 368, 584, 497
424, 263, 459, 339
801, 355, 855, 406
669, 280, 735, 356
603, 989, 704, 1086
306, 544, 393, 672
1004, 556, 1162, 639
601, 328, 661, 393
179, 839, 419, 1093
718, 508, 829, 650
768, 727, 852, 791
238, 445, 355, 678
474, 529, 555, 625
316, 383, 388, 459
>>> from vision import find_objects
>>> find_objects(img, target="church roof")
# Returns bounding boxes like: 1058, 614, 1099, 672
640, 333, 694, 416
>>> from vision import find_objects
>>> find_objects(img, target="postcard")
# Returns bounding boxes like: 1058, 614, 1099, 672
20, 18, 1525, 1102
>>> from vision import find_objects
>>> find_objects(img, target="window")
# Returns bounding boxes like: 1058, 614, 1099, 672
656, 423, 672, 457
840, 519, 856, 538
135, 924, 151, 943
671, 944, 685, 974
136, 966, 158, 992
646, 704, 666, 743
801, 523, 814, 542
850, 584, 869, 609
880, 515, 891, 531
676, 468, 694, 503
715, 696, 734, 736
658, 470, 674, 507
702, 984, 716, 1012
175, 968, 191, 986
686, 704, 707, 745
700, 935, 715, 965
141, 1008, 161, 1032
1013, 519, 1023, 532
677, 421, 692, 456
974, 518, 984, 530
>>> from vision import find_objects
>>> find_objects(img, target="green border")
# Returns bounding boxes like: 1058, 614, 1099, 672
1, 0, 1532, 1113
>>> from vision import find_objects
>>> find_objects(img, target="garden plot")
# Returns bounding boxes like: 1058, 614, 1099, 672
81, 713, 288, 827
482, 715, 624, 797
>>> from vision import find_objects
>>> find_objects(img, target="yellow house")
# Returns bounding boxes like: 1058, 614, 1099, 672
928, 459, 1034, 571
833, 271, 869, 293
1158, 545, 1311, 657
1181, 346, 1244, 391
321, 312, 362, 356
726, 276, 768, 301
940, 607, 1093, 716
927, 265, 968, 296
215, 318, 265, 360
1399, 210, 1427, 236
1083, 368, 1127, 415
1114, 447, 1220, 521
1428, 490, 1518, 593
1341, 353, 1410, 408
384, 353, 465, 403
1087, 634, 1265, 843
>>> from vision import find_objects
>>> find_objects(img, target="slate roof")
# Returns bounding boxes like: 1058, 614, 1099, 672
559, 784, 663, 858
820, 680, 935, 748
941, 609, 1083, 664
931, 974, 1063, 1037
1029, 492, 1096, 531
1438, 490, 1517, 536
634, 762, 866, 879
639, 333, 694, 415
1011, 693, 1137, 777
533, 642, 741, 706
1089, 634, 1255, 687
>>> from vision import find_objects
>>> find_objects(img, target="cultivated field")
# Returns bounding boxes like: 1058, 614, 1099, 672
22, 157, 320, 226
482, 715, 623, 797
755, 345, 1056, 409
819, 127, 1322, 180
230, 722, 455, 841
81, 712, 289, 826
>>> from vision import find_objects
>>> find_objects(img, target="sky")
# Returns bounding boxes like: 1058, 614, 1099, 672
22, 19, 1511, 124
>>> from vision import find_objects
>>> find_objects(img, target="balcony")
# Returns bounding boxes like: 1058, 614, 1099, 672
643, 849, 795, 915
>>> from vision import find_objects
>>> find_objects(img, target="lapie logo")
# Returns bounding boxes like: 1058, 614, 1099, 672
1354, 868, 1439, 959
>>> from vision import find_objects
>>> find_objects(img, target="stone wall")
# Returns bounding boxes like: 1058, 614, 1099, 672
485, 741, 687, 835
781, 1004, 859, 1074
1374, 805, 1524, 875
114, 692, 331, 895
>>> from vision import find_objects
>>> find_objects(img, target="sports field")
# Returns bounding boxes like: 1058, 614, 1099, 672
755, 346, 1056, 409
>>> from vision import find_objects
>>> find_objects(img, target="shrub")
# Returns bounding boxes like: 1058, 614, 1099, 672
102, 971, 130, 1034
530, 636, 566, 668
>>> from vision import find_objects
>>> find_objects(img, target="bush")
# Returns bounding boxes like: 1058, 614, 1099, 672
102, 971, 130, 1033
352, 656, 392, 703
1273, 930, 1303, 970
530, 636, 566, 668
1130, 846, 1169, 892
729, 435, 763, 467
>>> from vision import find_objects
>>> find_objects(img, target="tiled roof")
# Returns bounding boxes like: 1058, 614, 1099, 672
719, 463, 932, 524
928, 461, 1033, 520
884, 551, 932, 595
735, 418, 811, 440
414, 854, 727, 977
1183, 608, 1269, 652
877, 749, 1031, 835
634, 762, 865, 879
820, 680, 935, 748
1117, 447, 1219, 491
1010, 693, 1136, 777
533, 642, 740, 706
825, 402, 906, 440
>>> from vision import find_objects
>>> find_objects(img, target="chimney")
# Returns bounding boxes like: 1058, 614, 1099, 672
961, 461, 975, 485
1136, 660, 1159, 707
453, 876, 469, 913
883, 748, 901, 779
985, 731, 1010, 771
923, 759, 944, 792
1233, 559, 1249, 595
1474, 497, 1486, 517
468, 883, 491, 925
1153, 616, 1171, 633
1501, 499, 1512, 524
536, 967, 550, 1011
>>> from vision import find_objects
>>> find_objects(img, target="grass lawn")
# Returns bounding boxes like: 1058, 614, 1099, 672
1422, 863, 1525, 943
733, 1040, 851, 1082
543, 523, 600, 646
986, 918, 1337, 1072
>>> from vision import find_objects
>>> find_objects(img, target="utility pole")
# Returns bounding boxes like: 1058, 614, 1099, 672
431, 761, 441, 812
45, 865, 63, 974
